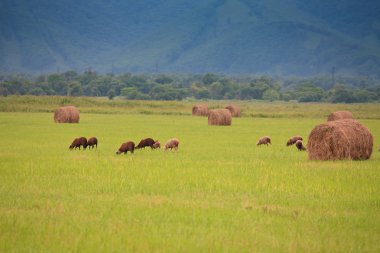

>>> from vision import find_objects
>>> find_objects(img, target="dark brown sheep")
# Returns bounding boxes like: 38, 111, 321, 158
152, 140, 161, 149
87, 137, 98, 149
295, 140, 306, 151
286, 136, 303, 146
136, 138, 155, 149
116, 141, 135, 155
257, 136, 271, 146
69, 137, 87, 150
165, 138, 179, 151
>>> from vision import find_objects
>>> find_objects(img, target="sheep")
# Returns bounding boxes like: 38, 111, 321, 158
69, 137, 87, 150
116, 141, 135, 155
295, 140, 306, 151
165, 138, 179, 151
136, 138, 155, 149
257, 136, 271, 146
152, 140, 161, 149
286, 136, 303, 146
87, 137, 98, 149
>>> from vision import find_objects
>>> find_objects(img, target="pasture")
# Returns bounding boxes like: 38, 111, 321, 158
0, 97, 379, 252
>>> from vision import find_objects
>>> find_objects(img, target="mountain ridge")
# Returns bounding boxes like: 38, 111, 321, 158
1, 0, 380, 77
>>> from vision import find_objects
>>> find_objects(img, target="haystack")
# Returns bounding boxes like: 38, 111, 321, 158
208, 109, 232, 126
307, 119, 373, 160
327, 111, 353, 121
225, 105, 241, 117
192, 104, 209, 116
54, 106, 80, 123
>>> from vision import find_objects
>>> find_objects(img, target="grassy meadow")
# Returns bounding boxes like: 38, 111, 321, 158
0, 96, 380, 252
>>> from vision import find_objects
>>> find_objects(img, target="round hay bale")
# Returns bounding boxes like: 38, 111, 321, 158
307, 119, 373, 160
192, 104, 209, 116
208, 109, 232, 126
54, 106, 80, 123
327, 111, 353, 121
225, 105, 241, 117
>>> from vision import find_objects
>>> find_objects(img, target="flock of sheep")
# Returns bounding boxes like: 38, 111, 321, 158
57, 105, 377, 161
69, 137, 179, 154
256, 135, 306, 151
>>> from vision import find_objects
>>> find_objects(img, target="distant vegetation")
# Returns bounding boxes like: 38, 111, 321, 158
1, 72, 380, 103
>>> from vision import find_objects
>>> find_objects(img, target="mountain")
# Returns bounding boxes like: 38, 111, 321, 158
1, 0, 380, 77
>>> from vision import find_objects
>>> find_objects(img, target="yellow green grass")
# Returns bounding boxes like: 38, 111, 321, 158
0, 98, 379, 252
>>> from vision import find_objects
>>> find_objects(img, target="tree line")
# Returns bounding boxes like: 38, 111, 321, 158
1, 71, 380, 103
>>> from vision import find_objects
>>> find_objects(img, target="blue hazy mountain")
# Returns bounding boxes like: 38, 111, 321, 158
1, 0, 380, 76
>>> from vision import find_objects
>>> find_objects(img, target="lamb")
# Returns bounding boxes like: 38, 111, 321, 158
286, 136, 303, 146
164, 138, 179, 151
257, 136, 271, 146
116, 141, 135, 155
69, 137, 87, 150
136, 138, 155, 149
295, 140, 306, 151
87, 137, 98, 149
152, 140, 161, 149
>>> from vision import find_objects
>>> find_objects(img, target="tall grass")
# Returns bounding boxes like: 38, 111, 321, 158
1, 95, 380, 119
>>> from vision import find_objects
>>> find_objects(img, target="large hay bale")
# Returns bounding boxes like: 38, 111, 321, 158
192, 104, 209, 116
327, 111, 353, 121
307, 119, 373, 160
54, 106, 80, 123
225, 105, 241, 117
208, 109, 232, 126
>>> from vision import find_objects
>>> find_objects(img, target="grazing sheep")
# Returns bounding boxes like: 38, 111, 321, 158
295, 140, 306, 151
153, 140, 161, 149
257, 136, 271, 146
286, 136, 303, 146
87, 137, 98, 149
116, 141, 135, 155
136, 138, 155, 149
165, 138, 179, 151
69, 137, 87, 150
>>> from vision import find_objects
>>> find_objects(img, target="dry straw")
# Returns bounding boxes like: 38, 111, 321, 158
225, 105, 241, 117
54, 106, 80, 123
307, 119, 373, 160
327, 110, 353, 121
208, 109, 232, 126
192, 104, 209, 116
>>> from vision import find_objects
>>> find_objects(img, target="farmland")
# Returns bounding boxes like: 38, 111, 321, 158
0, 96, 379, 252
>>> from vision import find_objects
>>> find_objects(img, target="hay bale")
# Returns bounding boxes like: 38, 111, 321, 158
225, 105, 241, 117
192, 104, 209, 116
208, 109, 232, 126
54, 106, 80, 123
307, 119, 373, 160
327, 111, 353, 121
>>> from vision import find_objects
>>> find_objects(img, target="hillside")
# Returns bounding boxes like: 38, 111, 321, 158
1, 0, 380, 76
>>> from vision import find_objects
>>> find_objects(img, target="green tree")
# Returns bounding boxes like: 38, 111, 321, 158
294, 83, 324, 102
202, 73, 218, 85
262, 89, 280, 101
107, 89, 115, 100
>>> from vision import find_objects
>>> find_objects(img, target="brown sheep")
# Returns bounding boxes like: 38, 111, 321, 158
286, 136, 303, 146
152, 140, 161, 149
295, 140, 306, 151
69, 137, 87, 150
165, 138, 179, 151
87, 137, 98, 149
136, 138, 155, 149
116, 141, 135, 155
257, 136, 271, 146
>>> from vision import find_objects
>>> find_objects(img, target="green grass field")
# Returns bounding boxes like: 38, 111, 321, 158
0, 97, 379, 252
